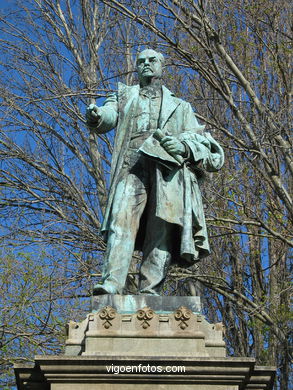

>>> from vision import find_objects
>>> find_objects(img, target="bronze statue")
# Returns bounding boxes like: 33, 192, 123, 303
86, 49, 224, 295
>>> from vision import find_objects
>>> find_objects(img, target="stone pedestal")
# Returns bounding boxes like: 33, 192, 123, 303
14, 295, 275, 390
65, 295, 224, 358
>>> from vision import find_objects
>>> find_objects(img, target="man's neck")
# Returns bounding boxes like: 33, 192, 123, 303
139, 77, 162, 89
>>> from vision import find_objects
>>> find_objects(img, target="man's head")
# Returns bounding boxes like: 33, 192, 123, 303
136, 49, 164, 86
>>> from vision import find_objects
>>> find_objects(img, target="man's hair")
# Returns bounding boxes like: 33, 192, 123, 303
136, 49, 165, 66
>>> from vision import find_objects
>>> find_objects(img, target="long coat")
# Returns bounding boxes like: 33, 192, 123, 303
95, 83, 224, 264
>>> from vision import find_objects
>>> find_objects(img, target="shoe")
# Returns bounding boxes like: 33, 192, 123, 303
138, 290, 160, 296
92, 283, 118, 295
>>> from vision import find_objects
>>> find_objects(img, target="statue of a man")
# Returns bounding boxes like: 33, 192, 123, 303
86, 49, 224, 295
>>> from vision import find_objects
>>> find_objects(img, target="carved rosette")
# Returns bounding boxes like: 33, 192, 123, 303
174, 306, 192, 330
99, 306, 116, 329
137, 307, 154, 329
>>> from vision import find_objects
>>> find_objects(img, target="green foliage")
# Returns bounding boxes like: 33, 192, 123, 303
0, 250, 91, 387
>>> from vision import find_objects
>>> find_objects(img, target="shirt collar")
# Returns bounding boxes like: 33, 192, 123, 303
139, 85, 162, 98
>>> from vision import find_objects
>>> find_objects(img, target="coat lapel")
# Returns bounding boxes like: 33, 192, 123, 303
118, 82, 139, 115
159, 85, 181, 130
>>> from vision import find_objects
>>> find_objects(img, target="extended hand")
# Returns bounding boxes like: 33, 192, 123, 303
160, 136, 186, 156
86, 103, 101, 125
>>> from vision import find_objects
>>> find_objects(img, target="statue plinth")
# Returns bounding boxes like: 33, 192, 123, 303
91, 294, 201, 314
65, 295, 224, 358
14, 295, 276, 390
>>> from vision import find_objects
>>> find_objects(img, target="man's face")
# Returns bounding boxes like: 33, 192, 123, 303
136, 50, 163, 84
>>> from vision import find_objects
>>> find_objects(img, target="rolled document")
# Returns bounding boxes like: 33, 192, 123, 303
153, 128, 184, 165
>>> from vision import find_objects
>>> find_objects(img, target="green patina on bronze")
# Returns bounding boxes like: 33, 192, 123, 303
86, 49, 224, 296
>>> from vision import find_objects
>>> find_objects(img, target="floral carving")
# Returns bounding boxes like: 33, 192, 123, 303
174, 306, 192, 330
99, 306, 116, 329
137, 307, 155, 329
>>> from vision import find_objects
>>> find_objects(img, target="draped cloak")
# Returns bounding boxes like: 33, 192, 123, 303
95, 82, 224, 264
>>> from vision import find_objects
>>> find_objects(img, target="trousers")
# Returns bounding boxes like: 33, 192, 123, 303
101, 148, 175, 295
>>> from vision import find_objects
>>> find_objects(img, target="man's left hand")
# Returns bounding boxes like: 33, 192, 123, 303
160, 136, 186, 156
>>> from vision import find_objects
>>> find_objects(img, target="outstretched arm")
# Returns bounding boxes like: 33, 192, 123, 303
86, 93, 118, 134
